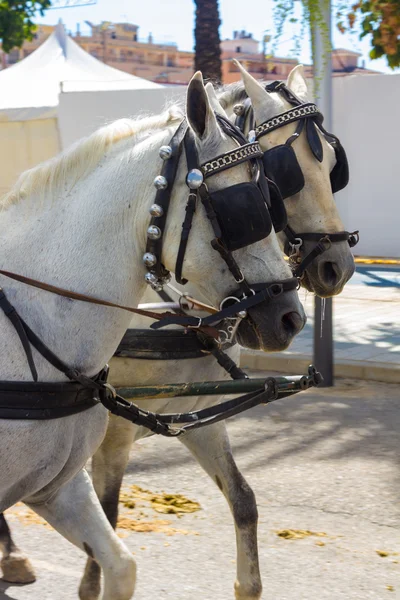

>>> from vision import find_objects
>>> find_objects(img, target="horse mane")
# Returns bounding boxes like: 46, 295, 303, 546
0, 105, 183, 210
217, 81, 248, 111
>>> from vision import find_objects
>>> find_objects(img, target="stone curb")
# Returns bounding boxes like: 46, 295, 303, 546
240, 351, 400, 384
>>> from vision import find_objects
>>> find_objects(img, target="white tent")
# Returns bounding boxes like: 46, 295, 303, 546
0, 22, 162, 194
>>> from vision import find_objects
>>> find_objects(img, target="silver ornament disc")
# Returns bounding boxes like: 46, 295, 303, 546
147, 225, 162, 240
149, 203, 163, 217
186, 169, 204, 189
159, 145, 172, 160
233, 103, 245, 116
153, 175, 168, 190
143, 252, 157, 267
151, 282, 164, 292
248, 129, 256, 143
145, 272, 158, 285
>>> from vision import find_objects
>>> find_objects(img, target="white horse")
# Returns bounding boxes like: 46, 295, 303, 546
0, 72, 304, 600
75, 64, 357, 599
217, 62, 356, 297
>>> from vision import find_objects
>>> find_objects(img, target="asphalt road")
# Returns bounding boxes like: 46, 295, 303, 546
1, 378, 399, 600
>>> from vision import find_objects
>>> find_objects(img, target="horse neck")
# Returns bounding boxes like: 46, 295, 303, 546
0, 129, 170, 381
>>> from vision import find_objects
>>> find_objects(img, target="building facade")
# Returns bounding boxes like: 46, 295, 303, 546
2, 22, 379, 84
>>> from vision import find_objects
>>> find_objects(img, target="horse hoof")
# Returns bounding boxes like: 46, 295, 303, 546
234, 579, 262, 600
79, 579, 101, 600
1, 554, 36, 584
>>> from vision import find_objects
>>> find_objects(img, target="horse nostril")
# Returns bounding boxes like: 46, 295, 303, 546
281, 311, 305, 336
322, 261, 340, 287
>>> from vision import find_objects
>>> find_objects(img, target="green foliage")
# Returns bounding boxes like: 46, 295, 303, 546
273, 0, 331, 58
347, 1, 400, 69
273, 0, 400, 69
0, 0, 51, 53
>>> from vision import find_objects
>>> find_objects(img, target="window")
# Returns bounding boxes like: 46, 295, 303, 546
236, 46, 241, 53
111, 32, 116, 39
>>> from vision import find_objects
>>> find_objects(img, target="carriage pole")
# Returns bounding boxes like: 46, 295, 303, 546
312, 0, 334, 386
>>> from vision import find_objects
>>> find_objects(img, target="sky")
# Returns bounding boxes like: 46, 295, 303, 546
37, 0, 398, 74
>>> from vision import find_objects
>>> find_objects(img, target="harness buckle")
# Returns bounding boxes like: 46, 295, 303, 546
288, 237, 303, 266
190, 317, 203, 329
102, 382, 117, 399
234, 270, 245, 284
349, 230, 360, 247
319, 235, 332, 251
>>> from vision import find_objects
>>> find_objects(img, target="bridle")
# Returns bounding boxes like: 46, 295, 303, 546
140, 112, 298, 333
234, 81, 359, 278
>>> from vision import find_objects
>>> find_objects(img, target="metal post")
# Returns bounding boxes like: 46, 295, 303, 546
312, 0, 334, 386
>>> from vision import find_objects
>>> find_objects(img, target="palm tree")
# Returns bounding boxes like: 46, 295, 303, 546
194, 0, 222, 83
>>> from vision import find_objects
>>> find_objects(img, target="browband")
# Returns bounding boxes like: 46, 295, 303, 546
255, 103, 321, 139
201, 142, 262, 178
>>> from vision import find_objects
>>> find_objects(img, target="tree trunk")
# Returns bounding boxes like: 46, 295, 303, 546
194, 0, 222, 84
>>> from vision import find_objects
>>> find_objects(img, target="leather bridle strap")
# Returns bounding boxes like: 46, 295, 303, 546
0, 288, 38, 381
150, 277, 298, 330
284, 227, 360, 278
146, 119, 188, 283
0, 269, 219, 339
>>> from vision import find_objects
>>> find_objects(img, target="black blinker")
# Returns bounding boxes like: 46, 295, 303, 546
306, 119, 323, 163
263, 145, 305, 199
330, 143, 349, 193
209, 182, 272, 252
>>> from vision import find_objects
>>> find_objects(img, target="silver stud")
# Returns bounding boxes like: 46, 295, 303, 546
159, 145, 172, 160
147, 225, 162, 240
248, 130, 256, 143
151, 282, 164, 292
149, 203, 163, 217
143, 252, 157, 267
186, 169, 204, 189
233, 103, 245, 116
145, 272, 158, 285
153, 175, 168, 190
238, 310, 247, 319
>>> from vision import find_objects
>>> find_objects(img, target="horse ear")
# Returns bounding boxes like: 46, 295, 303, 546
186, 72, 218, 139
205, 82, 227, 117
233, 59, 278, 122
233, 59, 268, 108
286, 65, 308, 102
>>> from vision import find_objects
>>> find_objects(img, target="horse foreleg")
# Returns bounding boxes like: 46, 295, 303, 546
0, 512, 36, 584
179, 422, 262, 600
26, 468, 136, 600
79, 415, 135, 600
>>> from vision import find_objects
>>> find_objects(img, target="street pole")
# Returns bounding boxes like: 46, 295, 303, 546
311, 0, 334, 386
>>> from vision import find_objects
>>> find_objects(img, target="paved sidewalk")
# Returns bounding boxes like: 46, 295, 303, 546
242, 266, 400, 382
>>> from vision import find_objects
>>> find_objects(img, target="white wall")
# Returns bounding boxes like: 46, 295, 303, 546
57, 86, 186, 149
332, 73, 399, 258
49, 75, 400, 258
0, 118, 60, 196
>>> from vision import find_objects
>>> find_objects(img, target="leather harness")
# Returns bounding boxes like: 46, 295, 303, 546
0, 114, 303, 431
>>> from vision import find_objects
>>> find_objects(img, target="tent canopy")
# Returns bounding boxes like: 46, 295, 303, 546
0, 21, 162, 121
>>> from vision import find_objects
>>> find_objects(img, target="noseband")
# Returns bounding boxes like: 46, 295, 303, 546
234, 81, 359, 278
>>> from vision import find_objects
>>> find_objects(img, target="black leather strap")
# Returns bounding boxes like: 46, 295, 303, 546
146, 120, 188, 281
175, 193, 197, 285
114, 329, 209, 360
0, 288, 38, 381
0, 380, 101, 419
150, 277, 298, 330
